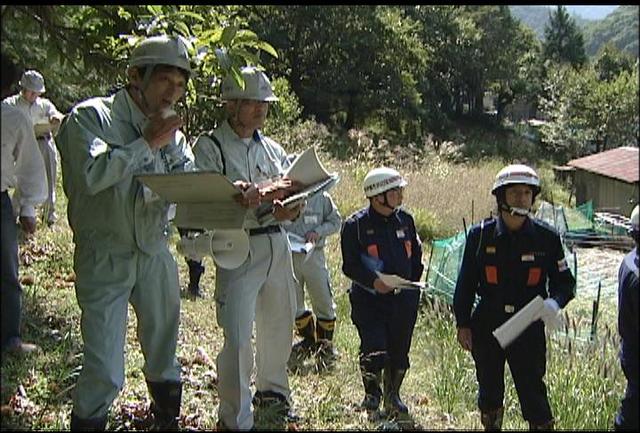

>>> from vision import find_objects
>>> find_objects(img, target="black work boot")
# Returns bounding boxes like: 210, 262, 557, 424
146, 380, 182, 430
315, 318, 337, 368
252, 390, 299, 422
292, 311, 316, 355
70, 412, 108, 431
529, 419, 554, 431
481, 407, 504, 431
187, 259, 205, 298
383, 368, 409, 416
360, 367, 382, 411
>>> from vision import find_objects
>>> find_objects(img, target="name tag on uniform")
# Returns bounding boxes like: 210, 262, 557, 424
486, 246, 496, 254
396, 229, 405, 239
521, 253, 535, 262
304, 215, 318, 224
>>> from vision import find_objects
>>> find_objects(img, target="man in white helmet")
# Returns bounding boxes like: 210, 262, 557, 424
340, 167, 424, 418
614, 204, 639, 431
3, 69, 64, 226
1, 54, 47, 356
192, 66, 302, 430
55, 35, 195, 431
453, 163, 576, 430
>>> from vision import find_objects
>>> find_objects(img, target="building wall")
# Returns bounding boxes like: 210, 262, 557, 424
574, 170, 639, 215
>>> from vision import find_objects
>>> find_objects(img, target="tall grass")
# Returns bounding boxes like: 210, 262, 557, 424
0, 153, 627, 431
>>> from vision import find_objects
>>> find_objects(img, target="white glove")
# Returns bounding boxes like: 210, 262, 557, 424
540, 298, 562, 331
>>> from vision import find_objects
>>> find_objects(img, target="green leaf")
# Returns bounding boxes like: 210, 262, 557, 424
256, 41, 279, 59
221, 25, 238, 46
146, 5, 162, 16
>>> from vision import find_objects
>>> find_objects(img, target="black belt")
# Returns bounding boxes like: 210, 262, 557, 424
36, 133, 52, 140
248, 225, 281, 236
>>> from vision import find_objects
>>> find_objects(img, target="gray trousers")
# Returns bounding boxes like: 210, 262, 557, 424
71, 243, 181, 419
215, 230, 297, 430
292, 249, 336, 321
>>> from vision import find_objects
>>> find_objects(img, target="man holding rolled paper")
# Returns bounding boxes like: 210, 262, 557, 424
192, 66, 302, 430
453, 164, 575, 431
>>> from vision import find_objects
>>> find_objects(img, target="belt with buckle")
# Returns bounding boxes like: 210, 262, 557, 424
36, 133, 52, 140
248, 225, 281, 236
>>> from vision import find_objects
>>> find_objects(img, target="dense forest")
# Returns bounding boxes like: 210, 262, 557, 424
2, 5, 638, 163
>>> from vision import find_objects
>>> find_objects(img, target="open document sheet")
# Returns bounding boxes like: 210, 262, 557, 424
287, 232, 316, 262
375, 271, 425, 290
136, 171, 248, 230
257, 147, 340, 225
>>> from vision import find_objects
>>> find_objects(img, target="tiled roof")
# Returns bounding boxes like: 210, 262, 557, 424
567, 146, 639, 183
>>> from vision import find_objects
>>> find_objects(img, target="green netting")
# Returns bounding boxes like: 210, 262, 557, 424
424, 231, 466, 304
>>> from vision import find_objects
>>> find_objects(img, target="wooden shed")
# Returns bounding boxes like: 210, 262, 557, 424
567, 146, 639, 216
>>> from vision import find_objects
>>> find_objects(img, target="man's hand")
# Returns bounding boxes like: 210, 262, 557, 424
143, 111, 183, 150
272, 201, 302, 221
233, 181, 261, 208
305, 231, 319, 243
19, 216, 37, 235
456, 327, 472, 352
540, 298, 562, 331
259, 178, 304, 202
373, 278, 394, 294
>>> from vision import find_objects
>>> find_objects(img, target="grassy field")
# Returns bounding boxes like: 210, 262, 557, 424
0, 154, 627, 431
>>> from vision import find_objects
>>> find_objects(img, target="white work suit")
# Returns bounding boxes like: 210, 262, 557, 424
4, 93, 62, 222
56, 88, 193, 419
193, 120, 297, 431
286, 192, 341, 321
1, 102, 47, 351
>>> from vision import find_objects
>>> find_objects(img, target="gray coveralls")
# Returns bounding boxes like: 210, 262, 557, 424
193, 120, 298, 431
56, 88, 193, 419
286, 191, 341, 322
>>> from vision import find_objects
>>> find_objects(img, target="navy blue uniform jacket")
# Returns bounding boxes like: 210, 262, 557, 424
454, 216, 575, 329
341, 206, 423, 292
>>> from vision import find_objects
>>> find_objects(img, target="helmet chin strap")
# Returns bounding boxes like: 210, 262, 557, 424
499, 201, 530, 217
380, 191, 398, 212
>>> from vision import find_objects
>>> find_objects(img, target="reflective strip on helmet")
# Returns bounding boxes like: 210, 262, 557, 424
497, 172, 539, 184
364, 175, 404, 194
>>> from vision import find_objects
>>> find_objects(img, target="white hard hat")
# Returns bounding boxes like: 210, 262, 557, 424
363, 167, 408, 198
491, 164, 540, 196
630, 205, 639, 231
129, 35, 192, 76
221, 66, 278, 102
19, 70, 45, 93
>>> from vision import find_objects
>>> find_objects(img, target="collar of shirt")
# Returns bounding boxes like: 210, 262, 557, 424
112, 88, 147, 136
495, 215, 535, 238
220, 119, 262, 146
366, 205, 400, 224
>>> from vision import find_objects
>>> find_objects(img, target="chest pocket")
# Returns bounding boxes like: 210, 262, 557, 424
479, 243, 499, 285
303, 211, 320, 226
254, 152, 281, 184
522, 252, 546, 287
